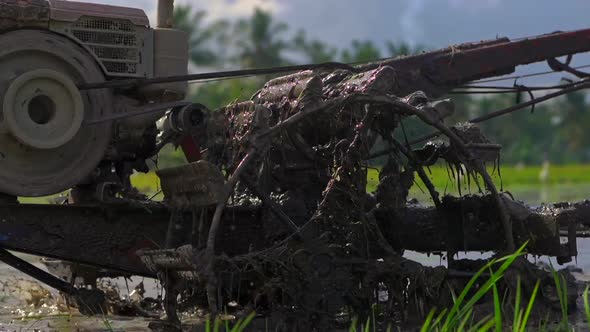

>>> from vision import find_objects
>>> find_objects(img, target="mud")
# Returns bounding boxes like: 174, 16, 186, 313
2, 249, 590, 331
0, 253, 160, 331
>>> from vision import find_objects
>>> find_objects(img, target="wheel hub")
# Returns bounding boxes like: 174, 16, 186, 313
3, 69, 84, 149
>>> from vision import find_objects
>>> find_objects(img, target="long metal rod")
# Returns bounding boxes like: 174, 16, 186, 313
0, 249, 76, 295
83, 100, 190, 125
78, 62, 355, 91
240, 176, 300, 232
469, 79, 590, 123
369, 79, 590, 159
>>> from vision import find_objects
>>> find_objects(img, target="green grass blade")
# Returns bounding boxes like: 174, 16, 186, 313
584, 286, 590, 330
206, 318, 211, 332
457, 308, 473, 332
420, 308, 437, 332
350, 317, 358, 332
475, 317, 496, 332
492, 283, 502, 332
452, 244, 526, 327
235, 311, 256, 332
441, 259, 495, 330
550, 265, 569, 327
519, 279, 540, 332
515, 311, 524, 332
432, 308, 448, 328
372, 304, 377, 332
214, 317, 222, 332
560, 274, 569, 322
386, 323, 393, 332
448, 283, 458, 304
513, 275, 522, 332
468, 314, 492, 331
363, 317, 371, 332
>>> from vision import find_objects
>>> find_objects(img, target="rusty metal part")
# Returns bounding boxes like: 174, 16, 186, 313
0, 203, 269, 275
157, 161, 225, 209
49, 0, 149, 26
0, 0, 49, 28
378, 196, 579, 260
0, 203, 170, 276
157, 0, 175, 28
360, 29, 590, 95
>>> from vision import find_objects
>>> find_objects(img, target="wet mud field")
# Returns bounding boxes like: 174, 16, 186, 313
2, 243, 590, 331
0, 253, 158, 331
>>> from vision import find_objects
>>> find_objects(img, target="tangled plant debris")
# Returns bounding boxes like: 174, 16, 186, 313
139, 62, 585, 330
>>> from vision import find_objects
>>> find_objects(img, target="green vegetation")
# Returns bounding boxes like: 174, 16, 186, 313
205, 311, 256, 332
351, 245, 589, 331
367, 164, 590, 193
419, 244, 527, 332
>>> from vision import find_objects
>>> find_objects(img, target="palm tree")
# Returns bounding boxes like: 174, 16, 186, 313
385, 41, 425, 57
233, 8, 289, 68
341, 40, 382, 63
292, 30, 337, 63
173, 5, 229, 66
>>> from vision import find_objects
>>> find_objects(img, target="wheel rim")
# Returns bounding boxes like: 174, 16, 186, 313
0, 30, 113, 197
3, 69, 84, 149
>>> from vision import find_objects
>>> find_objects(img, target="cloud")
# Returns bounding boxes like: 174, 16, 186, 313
184, 0, 284, 21
78, 0, 284, 25
400, 0, 427, 47
448, 0, 502, 10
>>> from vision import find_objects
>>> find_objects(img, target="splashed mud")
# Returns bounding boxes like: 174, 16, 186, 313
0, 253, 162, 331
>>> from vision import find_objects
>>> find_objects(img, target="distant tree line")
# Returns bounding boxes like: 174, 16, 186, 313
171, 5, 590, 166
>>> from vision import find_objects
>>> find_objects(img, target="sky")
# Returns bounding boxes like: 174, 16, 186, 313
79, 0, 590, 48
79, 0, 590, 85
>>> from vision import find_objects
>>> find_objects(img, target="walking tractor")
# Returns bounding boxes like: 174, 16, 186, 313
3, 0, 590, 329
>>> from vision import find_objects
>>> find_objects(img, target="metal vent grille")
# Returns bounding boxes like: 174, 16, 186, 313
71, 16, 140, 75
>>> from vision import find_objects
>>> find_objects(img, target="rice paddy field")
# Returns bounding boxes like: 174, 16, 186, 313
367, 163, 590, 205
125, 163, 590, 207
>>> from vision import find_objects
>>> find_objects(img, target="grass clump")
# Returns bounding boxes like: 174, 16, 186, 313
205, 311, 256, 332
420, 243, 526, 332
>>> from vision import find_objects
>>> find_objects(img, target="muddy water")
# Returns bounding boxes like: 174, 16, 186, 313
0, 253, 158, 331
2, 184, 590, 330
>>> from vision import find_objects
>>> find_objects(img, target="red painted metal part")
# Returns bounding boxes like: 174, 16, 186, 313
361, 28, 590, 92
180, 135, 201, 162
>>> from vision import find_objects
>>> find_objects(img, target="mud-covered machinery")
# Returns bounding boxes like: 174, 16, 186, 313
0, 0, 188, 197
5, 0, 590, 330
